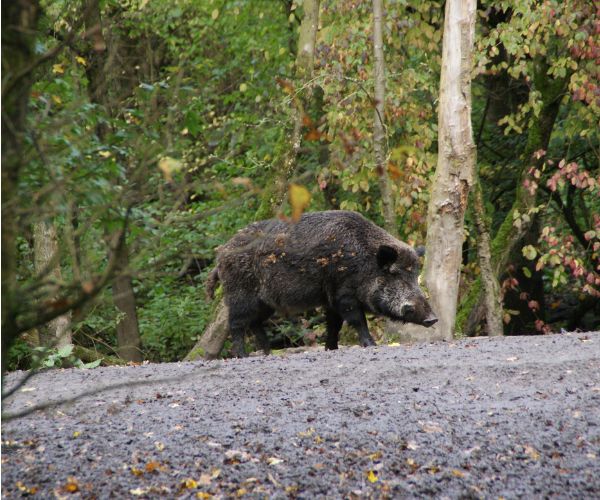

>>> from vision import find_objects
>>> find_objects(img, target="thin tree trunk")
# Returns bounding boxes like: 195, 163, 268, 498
372, 0, 396, 235
471, 177, 504, 336
33, 221, 72, 347
111, 248, 143, 361
457, 63, 568, 335
83, 0, 143, 361
423, 0, 476, 340
1, 0, 42, 367
256, 0, 320, 219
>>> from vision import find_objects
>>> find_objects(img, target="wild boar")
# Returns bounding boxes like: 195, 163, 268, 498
206, 210, 437, 357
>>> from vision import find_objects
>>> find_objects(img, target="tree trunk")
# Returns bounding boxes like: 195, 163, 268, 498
185, 302, 229, 361
1, 0, 42, 366
423, 0, 476, 340
372, 0, 396, 235
33, 221, 72, 347
471, 177, 503, 336
112, 248, 143, 361
457, 63, 568, 335
256, 0, 320, 219
82, 0, 143, 361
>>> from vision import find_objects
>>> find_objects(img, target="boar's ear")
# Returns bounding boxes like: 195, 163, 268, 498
415, 245, 425, 258
377, 245, 398, 269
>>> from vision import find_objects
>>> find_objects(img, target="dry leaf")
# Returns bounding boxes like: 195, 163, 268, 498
64, 477, 79, 493
524, 445, 540, 461
367, 470, 378, 483
288, 184, 311, 222
419, 421, 443, 433
182, 478, 198, 489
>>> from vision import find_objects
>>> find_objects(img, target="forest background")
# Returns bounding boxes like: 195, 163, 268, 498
2, 0, 598, 371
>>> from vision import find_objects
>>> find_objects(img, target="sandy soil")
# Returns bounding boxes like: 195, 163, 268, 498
2, 332, 600, 498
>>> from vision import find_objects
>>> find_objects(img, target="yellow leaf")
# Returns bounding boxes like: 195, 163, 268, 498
75, 56, 87, 66
131, 467, 144, 476
158, 157, 183, 182
211, 9, 219, 20
52, 63, 64, 74
236, 488, 247, 496
52, 95, 62, 105
367, 470, 378, 483
239, 83, 248, 93
183, 478, 198, 489
72, 431, 81, 438
451, 469, 465, 478
289, 184, 311, 222
65, 477, 79, 492
524, 445, 540, 461
98, 150, 112, 158
197, 493, 212, 499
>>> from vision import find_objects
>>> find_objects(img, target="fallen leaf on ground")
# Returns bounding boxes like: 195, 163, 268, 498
419, 421, 443, 433
524, 445, 540, 460
182, 478, 198, 489
130, 487, 148, 496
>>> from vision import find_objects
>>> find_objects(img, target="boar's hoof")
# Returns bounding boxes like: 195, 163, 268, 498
361, 337, 377, 347
230, 347, 248, 358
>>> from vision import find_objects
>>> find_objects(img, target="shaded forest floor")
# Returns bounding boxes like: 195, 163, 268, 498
2, 332, 600, 498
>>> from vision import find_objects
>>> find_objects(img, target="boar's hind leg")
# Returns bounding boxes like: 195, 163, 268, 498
228, 299, 273, 358
325, 309, 343, 350
335, 297, 376, 347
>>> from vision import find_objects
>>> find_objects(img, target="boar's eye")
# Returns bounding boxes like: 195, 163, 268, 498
377, 245, 398, 269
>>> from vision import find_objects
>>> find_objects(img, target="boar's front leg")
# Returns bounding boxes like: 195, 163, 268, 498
335, 296, 376, 347
251, 323, 271, 355
325, 309, 343, 350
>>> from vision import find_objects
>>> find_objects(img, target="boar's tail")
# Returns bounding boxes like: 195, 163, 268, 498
206, 267, 220, 300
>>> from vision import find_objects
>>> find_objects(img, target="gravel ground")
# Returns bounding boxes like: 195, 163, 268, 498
2, 332, 600, 499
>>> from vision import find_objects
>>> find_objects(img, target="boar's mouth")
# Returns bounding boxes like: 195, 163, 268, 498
372, 294, 437, 327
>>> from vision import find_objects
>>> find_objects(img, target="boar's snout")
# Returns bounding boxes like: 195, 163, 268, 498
400, 301, 438, 327
422, 314, 438, 327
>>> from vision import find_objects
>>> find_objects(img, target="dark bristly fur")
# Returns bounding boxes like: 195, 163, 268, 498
207, 210, 437, 357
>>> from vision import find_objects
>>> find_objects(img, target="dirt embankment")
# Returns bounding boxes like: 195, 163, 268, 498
2, 332, 600, 498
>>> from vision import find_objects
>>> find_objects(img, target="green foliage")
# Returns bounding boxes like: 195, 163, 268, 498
6, 0, 599, 368
33, 344, 102, 369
